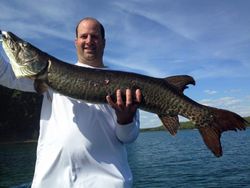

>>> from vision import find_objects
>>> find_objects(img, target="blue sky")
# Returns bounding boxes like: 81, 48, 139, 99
1, 0, 250, 129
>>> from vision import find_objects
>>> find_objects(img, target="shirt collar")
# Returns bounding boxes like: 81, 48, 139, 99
75, 61, 106, 69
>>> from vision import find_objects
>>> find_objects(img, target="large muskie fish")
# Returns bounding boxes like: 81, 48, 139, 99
0, 31, 247, 157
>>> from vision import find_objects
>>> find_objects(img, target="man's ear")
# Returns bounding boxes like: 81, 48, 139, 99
74, 38, 78, 47
103, 38, 106, 48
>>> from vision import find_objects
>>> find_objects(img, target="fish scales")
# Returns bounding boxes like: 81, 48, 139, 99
47, 58, 192, 116
1, 31, 248, 157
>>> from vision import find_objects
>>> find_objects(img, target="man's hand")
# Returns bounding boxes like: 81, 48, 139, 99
106, 89, 142, 125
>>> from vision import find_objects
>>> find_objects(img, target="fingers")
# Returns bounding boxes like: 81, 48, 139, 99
126, 89, 132, 107
106, 88, 142, 124
106, 88, 142, 108
106, 89, 125, 111
116, 89, 124, 108
135, 89, 142, 104
106, 95, 116, 108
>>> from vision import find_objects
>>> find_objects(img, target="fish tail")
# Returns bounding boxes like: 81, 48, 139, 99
198, 107, 247, 157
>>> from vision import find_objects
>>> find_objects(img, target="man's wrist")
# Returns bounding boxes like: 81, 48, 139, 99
117, 118, 133, 125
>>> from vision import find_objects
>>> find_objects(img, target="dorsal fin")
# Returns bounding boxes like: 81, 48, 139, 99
165, 75, 195, 92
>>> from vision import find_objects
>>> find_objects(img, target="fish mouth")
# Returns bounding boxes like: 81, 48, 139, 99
0, 30, 3, 38
0, 30, 8, 43
1, 31, 17, 60
1, 30, 10, 41
1, 30, 18, 53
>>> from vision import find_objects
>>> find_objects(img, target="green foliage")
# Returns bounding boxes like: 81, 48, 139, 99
245, 116, 250, 123
141, 116, 250, 132
0, 85, 43, 142
141, 121, 195, 132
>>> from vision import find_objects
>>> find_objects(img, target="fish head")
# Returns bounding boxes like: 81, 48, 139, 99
1, 31, 48, 78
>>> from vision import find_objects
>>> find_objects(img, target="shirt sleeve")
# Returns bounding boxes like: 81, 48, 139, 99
115, 110, 140, 144
0, 52, 35, 92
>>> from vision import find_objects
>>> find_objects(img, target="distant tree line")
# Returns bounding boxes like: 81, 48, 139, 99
0, 85, 42, 143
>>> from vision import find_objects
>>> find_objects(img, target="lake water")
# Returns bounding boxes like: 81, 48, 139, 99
0, 128, 250, 188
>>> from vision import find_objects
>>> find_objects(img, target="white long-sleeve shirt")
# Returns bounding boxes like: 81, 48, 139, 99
0, 55, 140, 188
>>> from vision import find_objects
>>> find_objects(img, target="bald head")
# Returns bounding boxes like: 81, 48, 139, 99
75, 17, 105, 39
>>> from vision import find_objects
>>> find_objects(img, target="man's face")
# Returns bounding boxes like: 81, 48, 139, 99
75, 19, 105, 66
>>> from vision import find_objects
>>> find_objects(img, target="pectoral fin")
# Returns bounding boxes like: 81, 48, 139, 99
34, 79, 49, 95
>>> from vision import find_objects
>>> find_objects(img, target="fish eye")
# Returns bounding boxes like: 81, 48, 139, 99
20, 42, 28, 47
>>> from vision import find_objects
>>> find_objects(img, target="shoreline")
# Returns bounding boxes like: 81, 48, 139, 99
1, 127, 249, 145
0, 139, 38, 145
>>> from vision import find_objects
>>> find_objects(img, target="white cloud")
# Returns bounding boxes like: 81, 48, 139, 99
139, 110, 161, 129
200, 97, 241, 107
199, 96, 250, 117
204, 90, 217, 95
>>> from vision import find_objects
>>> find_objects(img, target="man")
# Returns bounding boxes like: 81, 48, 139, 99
0, 17, 141, 187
